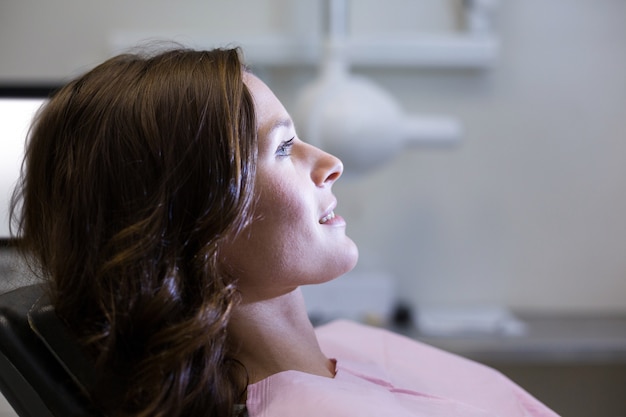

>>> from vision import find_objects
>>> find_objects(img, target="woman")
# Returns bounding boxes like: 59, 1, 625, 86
11, 47, 559, 417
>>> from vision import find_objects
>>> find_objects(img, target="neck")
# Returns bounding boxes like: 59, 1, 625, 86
227, 287, 334, 384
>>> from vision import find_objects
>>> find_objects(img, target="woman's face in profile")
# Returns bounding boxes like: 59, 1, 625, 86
220, 74, 358, 302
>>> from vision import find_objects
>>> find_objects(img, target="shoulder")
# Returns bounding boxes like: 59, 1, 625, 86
313, 320, 560, 417
246, 321, 560, 417
316, 319, 504, 384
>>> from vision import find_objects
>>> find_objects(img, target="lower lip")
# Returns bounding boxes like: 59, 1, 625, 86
321, 214, 346, 227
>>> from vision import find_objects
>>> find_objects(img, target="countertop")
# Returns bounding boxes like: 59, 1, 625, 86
394, 312, 626, 364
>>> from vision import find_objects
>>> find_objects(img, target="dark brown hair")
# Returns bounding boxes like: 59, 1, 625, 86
11, 47, 256, 416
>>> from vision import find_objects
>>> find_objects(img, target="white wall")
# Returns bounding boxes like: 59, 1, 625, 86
1, 0, 625, 313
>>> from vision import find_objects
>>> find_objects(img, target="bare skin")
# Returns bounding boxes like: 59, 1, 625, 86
228, 288, 335, 384
224, 74, 357, 387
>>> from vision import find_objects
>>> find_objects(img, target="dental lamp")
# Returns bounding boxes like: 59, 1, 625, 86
292, 0, 463, 174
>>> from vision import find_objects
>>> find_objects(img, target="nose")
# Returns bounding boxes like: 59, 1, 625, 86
310, 144, 343, 187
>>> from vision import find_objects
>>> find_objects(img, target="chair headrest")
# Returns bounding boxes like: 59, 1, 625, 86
28, 288, 98, 398
0, 284, 101, 416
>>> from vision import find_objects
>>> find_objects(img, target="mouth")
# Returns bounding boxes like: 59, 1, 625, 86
319, 211, 336, 224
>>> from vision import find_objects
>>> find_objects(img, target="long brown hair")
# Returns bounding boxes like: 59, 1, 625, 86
11, 47, 256, 416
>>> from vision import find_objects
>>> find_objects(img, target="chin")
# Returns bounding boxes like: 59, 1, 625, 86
344, 243, 359, 273
328, 241, 359, 281
349, 237, 359, 261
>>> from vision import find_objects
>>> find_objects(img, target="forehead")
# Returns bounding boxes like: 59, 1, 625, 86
243, 73, 291, 139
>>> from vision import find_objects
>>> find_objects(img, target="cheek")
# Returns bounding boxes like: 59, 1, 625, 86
251, 192, 311, 258
256, 173, 312, 228
219, 178, 310, 272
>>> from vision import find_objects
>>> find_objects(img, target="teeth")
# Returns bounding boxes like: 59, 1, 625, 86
320, 211, 336, 224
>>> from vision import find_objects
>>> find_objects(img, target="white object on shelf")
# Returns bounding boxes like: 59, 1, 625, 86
293, 59, 462, 173
417, 306, 528, 337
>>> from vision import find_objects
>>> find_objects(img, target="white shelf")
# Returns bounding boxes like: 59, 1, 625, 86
110, 33, 499, 69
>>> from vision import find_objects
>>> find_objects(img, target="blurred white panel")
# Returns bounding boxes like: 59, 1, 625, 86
0, 99, 44, 239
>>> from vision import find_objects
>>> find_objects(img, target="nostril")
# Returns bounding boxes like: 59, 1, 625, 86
325, 169, 341, 184
323, 157, 343, 185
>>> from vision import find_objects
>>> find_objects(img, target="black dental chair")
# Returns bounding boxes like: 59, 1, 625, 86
0, 284, 100, 416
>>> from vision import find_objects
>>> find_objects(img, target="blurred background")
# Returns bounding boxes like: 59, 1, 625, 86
1, 1, 625, 416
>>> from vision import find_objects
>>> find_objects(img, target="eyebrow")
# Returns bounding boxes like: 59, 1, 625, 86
263, 118, 293, 140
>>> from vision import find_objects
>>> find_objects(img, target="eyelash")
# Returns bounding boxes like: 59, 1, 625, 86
276, 137, 294, 157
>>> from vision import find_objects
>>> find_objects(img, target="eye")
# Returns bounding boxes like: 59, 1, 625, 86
275, 137, 294, 157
